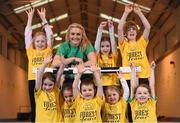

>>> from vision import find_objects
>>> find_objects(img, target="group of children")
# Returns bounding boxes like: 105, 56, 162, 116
25, 4, 157, 122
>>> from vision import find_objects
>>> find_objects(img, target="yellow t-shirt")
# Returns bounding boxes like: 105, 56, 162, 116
35, 86, 63, 122
102, 97, 128, 122
62, 102, 76, 122
119, 36, 150, 80
73, 95, 104, 122
97, 52, 119, 86
130, 98, 157, 122
26, 46, 52, 80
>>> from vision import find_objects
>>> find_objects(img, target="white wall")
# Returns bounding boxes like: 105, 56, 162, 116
155, 47, 180, 117
0, 55, 30, 119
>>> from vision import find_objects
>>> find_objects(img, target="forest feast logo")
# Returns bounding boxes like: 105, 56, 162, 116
32, 57, 44, 65
64, 108, 76, 118
104, 113, 121, 122
134, 107, 149, 120
43, 93, 57, 111
128, 51, 143, 61
80, 103, 97, 121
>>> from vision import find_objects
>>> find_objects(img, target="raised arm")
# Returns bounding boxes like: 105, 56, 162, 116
56, 63, 65, 88
37, 8, 53, 48
25, 8, 35, 48
108, 20, 116, 53
72, 62, 85, 98
150, 61, 156, 98
118, 4, 133, 44
133, 4, 151, 41
94, 21, 107, 52
35, 54, 52, 91
91, 65, 104, 98
130, 63, 138, 99
117, 70, 129, 100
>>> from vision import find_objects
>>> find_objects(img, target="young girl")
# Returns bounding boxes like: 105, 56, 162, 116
35, 55, 63, 122
95, 20, 119, 86
58, 77, 76, 122
72, 63, 104, 122
25, 8, 53, 122
102, 70, 129, 122
118, 4, 151, 84
129, 62, 157, 122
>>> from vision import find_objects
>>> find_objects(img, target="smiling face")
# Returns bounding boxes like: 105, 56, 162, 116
63, 89, 74, 106
42, 78, 55, 92
33, 33, 47, 50
135, 86, 150, 103
69, 27, 82, 47
105, 87, 120, 105
100, 40, 111, 55
126, 26, 137, 41
81, 84, 95, 100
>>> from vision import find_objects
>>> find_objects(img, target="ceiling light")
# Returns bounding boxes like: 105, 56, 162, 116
49, 13, 68, 23
100, 13, 119, 23
31, 13, 68, 30
13, 0, 55, 14
112, 0, 151, 13
55, 36, 62, 41
55, 32, 62, 41
100, 13, 140, 30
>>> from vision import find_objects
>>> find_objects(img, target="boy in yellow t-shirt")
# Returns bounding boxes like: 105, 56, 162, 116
72, 63, 104, 122
102, 70, 129, 122
129, 62, 157, 122
35, 55, 63, 122
118, 4, 151, 84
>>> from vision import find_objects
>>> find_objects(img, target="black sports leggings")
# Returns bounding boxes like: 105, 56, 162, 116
28, 80, 36, 122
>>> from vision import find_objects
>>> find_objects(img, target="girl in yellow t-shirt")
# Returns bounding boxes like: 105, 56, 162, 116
60, 79, 76, 122
129, 62, 157, 122
102, 70, 129, 122
35, 55, 63, 122
25, 8, 53, 122
72, 63, 104, 122
95, 20, 119, 86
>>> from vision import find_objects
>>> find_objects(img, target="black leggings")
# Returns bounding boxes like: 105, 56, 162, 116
28, 80, 36, 122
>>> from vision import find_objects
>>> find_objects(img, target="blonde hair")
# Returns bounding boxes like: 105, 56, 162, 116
65, 23, 90, 51
32, 31, 47, 49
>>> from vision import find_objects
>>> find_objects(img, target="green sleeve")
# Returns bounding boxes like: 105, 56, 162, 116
84, 43, 95, 55
56, 41, 68, 56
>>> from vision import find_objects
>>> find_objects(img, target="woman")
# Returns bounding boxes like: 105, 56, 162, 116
52, 23, 97, 79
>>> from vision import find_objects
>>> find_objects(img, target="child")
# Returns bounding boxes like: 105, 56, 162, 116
25, 8, 53, 122
129, 62, 157, 122
72, 63, 104, 122
102, 70, 129, 122
118, 4, 151, 84
95, 20, 119, 86
60, 79, 76, 122
35, 55, 63, 122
